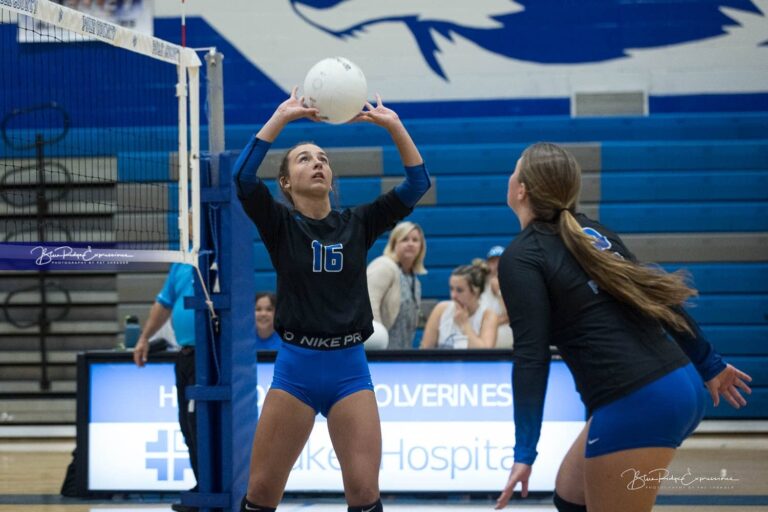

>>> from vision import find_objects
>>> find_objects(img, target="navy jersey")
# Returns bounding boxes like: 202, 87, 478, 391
498, 213, 725, 464
234, 137, 413, 349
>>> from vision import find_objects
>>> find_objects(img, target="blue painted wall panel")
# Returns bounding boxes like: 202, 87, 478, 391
602, 141, 768, 171
704, 326, 768, 355
599, 203, 768, 232
686, 295, 768, 324
704, 389, 767, 418
602, 171, 768, 202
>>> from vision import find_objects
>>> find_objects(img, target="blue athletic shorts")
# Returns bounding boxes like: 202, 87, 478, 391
270, 341, 373, 417
585, 363, 706, 458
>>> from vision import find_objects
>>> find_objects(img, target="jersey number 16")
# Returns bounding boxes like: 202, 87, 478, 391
311, 241, 343, 272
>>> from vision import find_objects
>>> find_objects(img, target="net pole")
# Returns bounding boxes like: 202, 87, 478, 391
177, 62, 190, 256
205, 50, 225, 187
189, 63, 200, 257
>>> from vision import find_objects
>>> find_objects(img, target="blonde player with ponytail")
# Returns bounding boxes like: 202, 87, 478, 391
495, 143, 752, 512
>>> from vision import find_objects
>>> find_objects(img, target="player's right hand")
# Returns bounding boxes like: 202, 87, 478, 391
133, 338, 149, 367
275, 86, 320, 123
706, 363, 752, 409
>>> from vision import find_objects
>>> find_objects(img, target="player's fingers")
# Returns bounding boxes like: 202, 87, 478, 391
729, 386, 747, 407
350, 112, 369, 123
722, 387, 741, 409
290, 85, 299, 99
707, 383, 720, 407
736, 378, 752, 394
495, 487, 513, 509
375, 93, 382, 107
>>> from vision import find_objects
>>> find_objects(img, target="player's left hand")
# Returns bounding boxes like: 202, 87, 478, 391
705, 363, 752, 409
352, 93, 400, 129
495, 462, 532, 509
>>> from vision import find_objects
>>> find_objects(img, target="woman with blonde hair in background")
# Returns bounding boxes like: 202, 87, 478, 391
420, 260, 498, 349
367, 221, 427, 349
495, 142, 752, 512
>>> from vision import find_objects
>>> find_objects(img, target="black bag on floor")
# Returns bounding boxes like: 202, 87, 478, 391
60, 448, 79, 497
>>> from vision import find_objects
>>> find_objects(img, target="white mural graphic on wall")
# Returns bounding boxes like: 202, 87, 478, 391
156, 0, 768, 101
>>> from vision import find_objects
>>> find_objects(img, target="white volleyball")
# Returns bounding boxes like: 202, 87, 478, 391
365, 320, 389, 350
303, 57, 367, 124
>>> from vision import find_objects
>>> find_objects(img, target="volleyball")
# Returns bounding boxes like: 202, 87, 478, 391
365, 320, 389, 350
303, 57, 367, 124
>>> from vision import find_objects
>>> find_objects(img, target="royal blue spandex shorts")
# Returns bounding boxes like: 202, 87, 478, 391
585, 363, 706, 458
270, 341, 373, 417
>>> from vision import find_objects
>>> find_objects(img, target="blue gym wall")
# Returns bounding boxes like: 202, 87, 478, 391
2, 0, 767, 125
1, 1, 765, 420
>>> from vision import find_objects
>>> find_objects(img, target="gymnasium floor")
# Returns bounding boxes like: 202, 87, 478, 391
1, 434, 766, 512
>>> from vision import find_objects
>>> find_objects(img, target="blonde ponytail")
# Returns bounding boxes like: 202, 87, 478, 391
519, 143, 697, 334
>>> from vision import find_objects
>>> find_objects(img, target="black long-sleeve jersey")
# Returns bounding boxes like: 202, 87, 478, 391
498, 213, 725, 464
234, 137, 413, 349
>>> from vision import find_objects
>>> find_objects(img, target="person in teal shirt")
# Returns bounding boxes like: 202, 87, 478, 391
133, 262, 198, 512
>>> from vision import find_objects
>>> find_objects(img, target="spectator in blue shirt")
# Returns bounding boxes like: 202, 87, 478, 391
254, 292, 281, 351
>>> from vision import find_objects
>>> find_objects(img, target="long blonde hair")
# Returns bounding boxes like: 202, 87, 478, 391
518, 142, 696, 334
383, 222, 427, 275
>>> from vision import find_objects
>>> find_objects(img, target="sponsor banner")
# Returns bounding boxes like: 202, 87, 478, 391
256, 360, 583, 423
90, 363, 179, 423
286, 421, 584, 492
89, 422, 195, 490
87, 359, 583, 492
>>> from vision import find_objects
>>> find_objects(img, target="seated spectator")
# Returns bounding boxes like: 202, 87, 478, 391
420, 261, 498, 349
367, 221, 427, 350
254, 292, 281, 351
482, 246, 514, 348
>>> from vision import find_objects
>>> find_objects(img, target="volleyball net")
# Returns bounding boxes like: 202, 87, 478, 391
0, 0, 201, 270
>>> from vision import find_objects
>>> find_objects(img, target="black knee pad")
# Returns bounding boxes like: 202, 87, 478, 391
348, 497, 383, 512
554, 491, 587, 512
240, 495, 276, 512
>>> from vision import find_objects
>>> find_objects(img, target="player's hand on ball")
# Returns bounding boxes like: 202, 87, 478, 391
353, 94, 400, 130
275, 86, 320, 123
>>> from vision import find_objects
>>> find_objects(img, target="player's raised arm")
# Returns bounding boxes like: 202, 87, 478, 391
354, 94, 430, 207
233, 87, 319, 198
257, 86, 320, 142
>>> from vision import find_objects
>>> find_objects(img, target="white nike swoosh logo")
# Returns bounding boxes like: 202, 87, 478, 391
362, 506, 376, 512
587, 438, 599, 445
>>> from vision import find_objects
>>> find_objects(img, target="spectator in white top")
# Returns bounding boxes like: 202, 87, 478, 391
483, 245, 513, 348
420, 260, 498, 349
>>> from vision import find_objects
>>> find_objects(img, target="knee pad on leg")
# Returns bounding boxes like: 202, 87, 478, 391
348, 497, 383, 512
554, 491, 587, 512
240, 496, 276, 512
